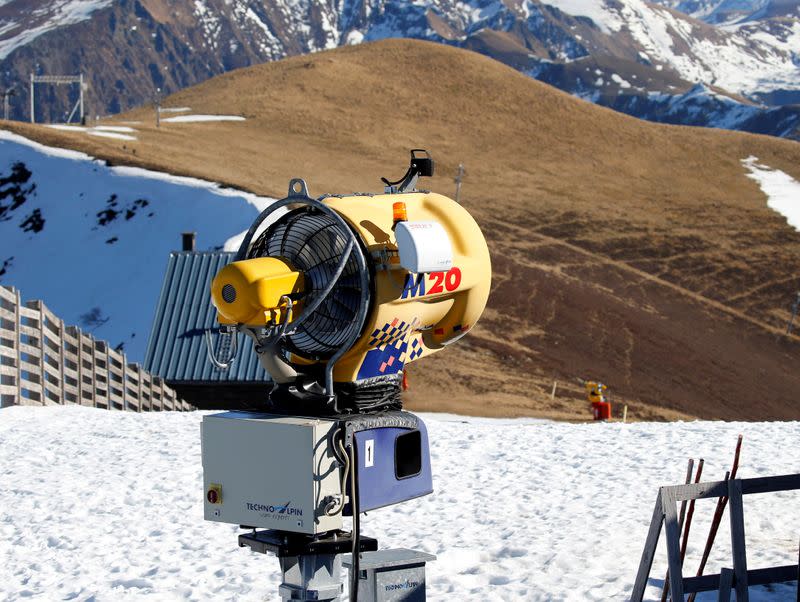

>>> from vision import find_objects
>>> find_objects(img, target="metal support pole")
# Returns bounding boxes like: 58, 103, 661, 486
155, 87, 161, 128
278, 554, 343, 602
79, 73, 84, 124
29, 74, 34, 123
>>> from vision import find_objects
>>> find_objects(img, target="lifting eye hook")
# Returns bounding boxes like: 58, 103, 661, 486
204, 325, 239, 370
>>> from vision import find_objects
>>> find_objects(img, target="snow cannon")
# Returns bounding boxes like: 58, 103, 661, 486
207, 149, 491, 415
584, 381, 612, 421
201, 151, 490, 602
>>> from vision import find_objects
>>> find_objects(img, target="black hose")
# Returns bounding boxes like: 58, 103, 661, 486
349, 442, 360, 602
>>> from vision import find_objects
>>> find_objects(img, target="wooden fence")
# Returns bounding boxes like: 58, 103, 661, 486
631, 473, 800, 601
0, 285, 191, 411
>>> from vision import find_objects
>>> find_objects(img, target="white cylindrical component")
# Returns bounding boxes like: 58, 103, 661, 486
395, 221, 453, 273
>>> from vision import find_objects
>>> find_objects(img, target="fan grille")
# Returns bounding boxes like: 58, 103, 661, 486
248, 209, 366, 358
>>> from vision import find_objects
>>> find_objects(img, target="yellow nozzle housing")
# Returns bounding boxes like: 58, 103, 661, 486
211, 257, 305, 326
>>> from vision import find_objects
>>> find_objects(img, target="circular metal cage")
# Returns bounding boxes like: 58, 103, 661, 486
248, 208, 367, 358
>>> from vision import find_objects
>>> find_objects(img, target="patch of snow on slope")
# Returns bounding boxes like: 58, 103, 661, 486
611, 73, 632, 88
45, 124, 138, 141
85, 130, 137, 141
161, 115, 246, 123
0, 131, 273, 360
93, 125, 137, 133
0, 0, 114, 59
0, 406, 798, 600
539, 0, 624, 33
743, 156, 800, 231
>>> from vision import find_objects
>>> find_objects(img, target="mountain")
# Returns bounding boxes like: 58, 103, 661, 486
0, 0, 798, 138
653, 0, 800, 23
3, 40, 800, 421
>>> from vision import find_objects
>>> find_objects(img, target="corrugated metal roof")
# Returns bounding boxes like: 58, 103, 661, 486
143, 251, 270, 383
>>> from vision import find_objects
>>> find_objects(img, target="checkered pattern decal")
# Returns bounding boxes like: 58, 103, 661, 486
357, 319, 424, 379
407, 337, 423, 361
368, 318, 412, 347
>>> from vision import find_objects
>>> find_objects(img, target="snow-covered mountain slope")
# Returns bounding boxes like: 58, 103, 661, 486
654, 0, 799, 24
1, 405, 798, 600
0, 0, 798, 138
0, 0, 114, 60
0, 130, 273, 360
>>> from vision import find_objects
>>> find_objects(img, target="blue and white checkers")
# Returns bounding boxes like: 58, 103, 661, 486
408, 337, 423, 361
357, 317, 422, 380
368, 317, 411, 347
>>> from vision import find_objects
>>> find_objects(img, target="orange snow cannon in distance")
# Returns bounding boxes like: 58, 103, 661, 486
585, 381, 612, 421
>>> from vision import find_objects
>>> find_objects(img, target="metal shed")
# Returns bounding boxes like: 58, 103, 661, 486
144, 250, 271, 408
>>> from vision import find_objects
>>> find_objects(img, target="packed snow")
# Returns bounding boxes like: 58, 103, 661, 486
743, 156, 800, 232
0, 131, 274, 359
45, 124, 138, 141
161, 115, 247, 123
85, 130, 137, 141
0, 406, 798, 600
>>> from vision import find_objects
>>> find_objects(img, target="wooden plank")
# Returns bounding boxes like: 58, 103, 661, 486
740, 474, 800, 496
729, 479, 749, 602
661, 488, 685, 601
685, 565, 799, 594
630, 492, 664, 602
717, 568, 733, 602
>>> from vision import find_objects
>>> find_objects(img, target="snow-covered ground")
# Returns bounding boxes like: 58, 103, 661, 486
0, 131, 274, 359
46, 125, 139, 141
161, 115, 246, 123
743, 156, 800, 232
1, 406, 798, 601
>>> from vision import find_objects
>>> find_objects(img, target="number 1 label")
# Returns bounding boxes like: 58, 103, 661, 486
365, 439, 374, 468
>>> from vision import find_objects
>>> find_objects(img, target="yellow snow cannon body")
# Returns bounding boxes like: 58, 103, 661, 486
208, 150, 491, 414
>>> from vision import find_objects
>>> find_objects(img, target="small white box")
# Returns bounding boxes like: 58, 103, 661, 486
395, 221, 453, 273
201, 412, 342, 535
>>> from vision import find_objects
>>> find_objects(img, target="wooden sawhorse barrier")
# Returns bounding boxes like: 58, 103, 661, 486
631, 473, 800, 601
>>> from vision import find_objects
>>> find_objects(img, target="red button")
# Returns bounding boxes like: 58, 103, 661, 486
207, 489, 218, 504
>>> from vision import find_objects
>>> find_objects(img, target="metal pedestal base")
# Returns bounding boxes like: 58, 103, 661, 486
278, 554, 343, 601
239, 529, 379, 602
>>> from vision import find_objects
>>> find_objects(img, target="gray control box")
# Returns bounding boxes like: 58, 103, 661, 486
344, 549, 436, 601
201, 412, 342, 535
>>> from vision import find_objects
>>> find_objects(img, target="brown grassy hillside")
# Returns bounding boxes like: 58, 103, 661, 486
5, 39, 800, 421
